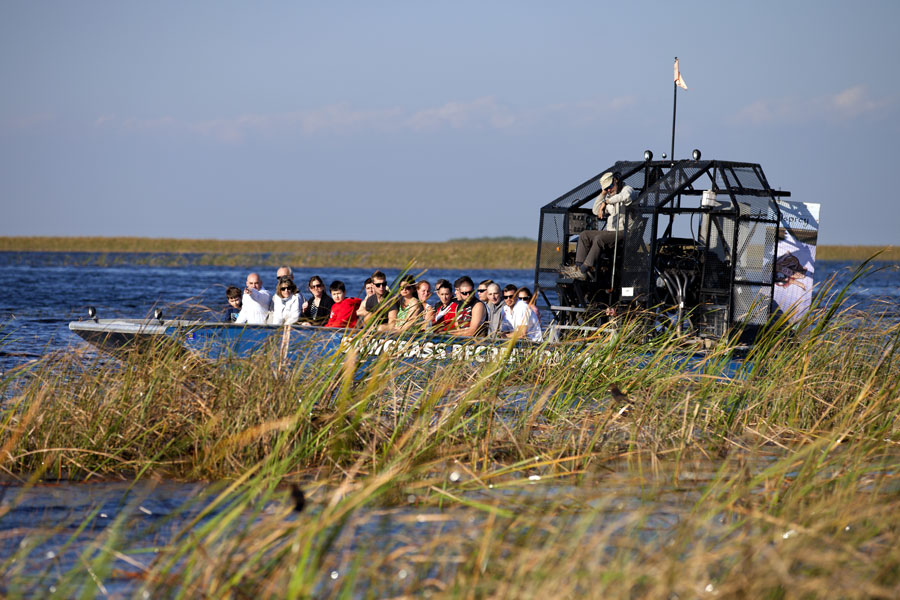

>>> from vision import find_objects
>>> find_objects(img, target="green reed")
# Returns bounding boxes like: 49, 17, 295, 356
1, 265, 899, 597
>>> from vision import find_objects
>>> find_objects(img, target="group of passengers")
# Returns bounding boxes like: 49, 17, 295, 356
224, 266, 542, 342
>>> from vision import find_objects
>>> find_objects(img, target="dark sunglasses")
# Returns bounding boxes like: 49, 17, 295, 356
374, 282, 386, 288
459, 290, 472, 296
518, 296, 529, 301
310, 283, 323, 289
280, 287, 292, 292
477, 288, 487, 293
503, 294, 514, 299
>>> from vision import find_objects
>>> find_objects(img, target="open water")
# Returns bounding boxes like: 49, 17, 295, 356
0, 253, 543, 371
1, 253, 898, 371
0, 252, 898, 595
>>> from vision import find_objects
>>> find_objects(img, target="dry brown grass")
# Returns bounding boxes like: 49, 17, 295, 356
2, 236, 898, 266
0, 236, 538, 269
816, 245, 900, 261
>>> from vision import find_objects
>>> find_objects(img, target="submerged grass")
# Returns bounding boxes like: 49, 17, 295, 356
1, 268, 899, 597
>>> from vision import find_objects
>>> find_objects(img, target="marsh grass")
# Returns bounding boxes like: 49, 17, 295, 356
3, 236, 898, 267
0, 237, 541, 269
1, 267, 899, 597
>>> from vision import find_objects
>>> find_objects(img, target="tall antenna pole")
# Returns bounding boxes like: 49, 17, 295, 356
670, 56, 678, 161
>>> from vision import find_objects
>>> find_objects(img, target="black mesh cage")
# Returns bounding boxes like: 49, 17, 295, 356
534, 158, 786, 340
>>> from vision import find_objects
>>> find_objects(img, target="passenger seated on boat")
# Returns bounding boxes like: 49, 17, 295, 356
224, 286, 242, 322
301, 275, 334, 326
431, 279, 457, 332
357, 270, 390, 326
500, 285, 543, 342
517, 287, 540, 320
363, 277, 375, 298
499, 284, 517, 336
380, 276, 423, 333
484, 283, 504, 338
325, 280, 362, 328
235, 272, 270, 325
565, 171, 636, 280
477, 279, 494, 304
276, 264, 292, 280
270, 277, 301, 325
448, 276, 486, 337
276, 265, 304, 305
417, 280, 434, 325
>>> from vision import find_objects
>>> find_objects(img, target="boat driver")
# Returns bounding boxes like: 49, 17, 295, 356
565, 171, 636, 280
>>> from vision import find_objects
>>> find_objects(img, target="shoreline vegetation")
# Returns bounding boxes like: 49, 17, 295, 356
1, 236, 897, 269
2, 261, 900, 596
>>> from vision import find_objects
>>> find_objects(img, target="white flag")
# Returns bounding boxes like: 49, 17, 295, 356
674, 58, 688, 90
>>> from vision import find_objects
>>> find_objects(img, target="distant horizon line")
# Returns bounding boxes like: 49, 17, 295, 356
0, 235, 895, 248
0, 235, 540, 244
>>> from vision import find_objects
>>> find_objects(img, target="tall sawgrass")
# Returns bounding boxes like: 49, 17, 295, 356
1, 263, 898, 597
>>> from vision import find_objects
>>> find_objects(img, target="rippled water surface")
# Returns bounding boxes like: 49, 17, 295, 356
0, 253, 542, 368
1, 253, 897, 368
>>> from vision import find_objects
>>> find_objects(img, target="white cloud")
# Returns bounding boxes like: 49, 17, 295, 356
87, 95, 637, 142
733, 85, 892, 125
406, 97, 516, 131
829, 85, 889, 118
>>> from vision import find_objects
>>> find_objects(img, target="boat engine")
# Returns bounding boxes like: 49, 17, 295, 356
654, 238, 702, 323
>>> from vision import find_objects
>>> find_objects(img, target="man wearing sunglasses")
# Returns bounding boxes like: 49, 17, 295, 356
476, 280, 493, 304
500, 284, 543, 342
564, 171, 636, 280
357, 270, 390, 325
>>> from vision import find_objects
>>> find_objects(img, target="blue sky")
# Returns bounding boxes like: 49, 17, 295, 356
2, 1, 898, 245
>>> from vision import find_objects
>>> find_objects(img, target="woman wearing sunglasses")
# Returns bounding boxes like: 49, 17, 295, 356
380, 276, 422, 333
300, 275, 334, 326
448, 275, 486, 337
517, 287, 540, 319
270, 276, 301, 325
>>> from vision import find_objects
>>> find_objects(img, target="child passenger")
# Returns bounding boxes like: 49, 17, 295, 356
224, 286, 242, 322
325, 281, 362, 328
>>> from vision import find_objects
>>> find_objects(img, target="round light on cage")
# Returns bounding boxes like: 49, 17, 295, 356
643, 150, 653, 162
692, 149, 701, 161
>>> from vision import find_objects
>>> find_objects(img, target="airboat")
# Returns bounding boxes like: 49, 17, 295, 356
68, 150, 819, 365
533, 150, 819, 343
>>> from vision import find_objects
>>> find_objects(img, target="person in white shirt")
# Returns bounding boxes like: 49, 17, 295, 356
235, 272, 271, 325
500, 284, 543, 342
270, 277, 301, 325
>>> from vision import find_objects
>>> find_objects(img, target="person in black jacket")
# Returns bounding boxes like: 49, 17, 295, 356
300, 275, 334, 325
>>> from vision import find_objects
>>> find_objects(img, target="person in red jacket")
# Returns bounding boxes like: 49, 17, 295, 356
325, 280, 362, 328
431, 279, 457, 332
